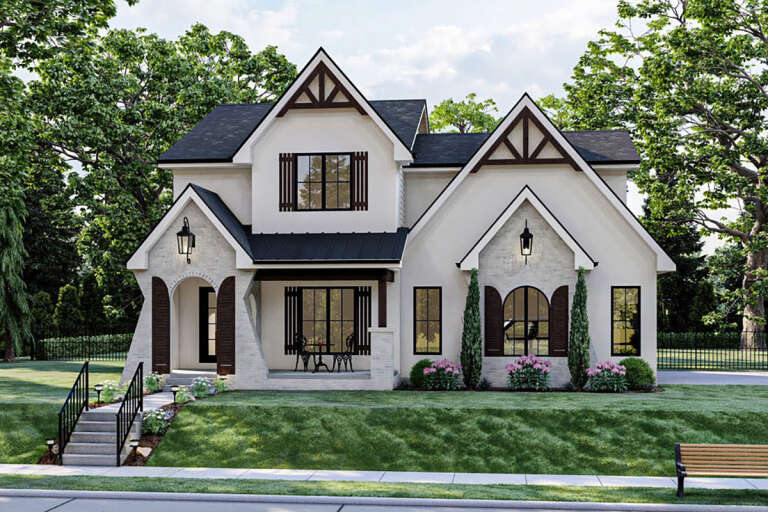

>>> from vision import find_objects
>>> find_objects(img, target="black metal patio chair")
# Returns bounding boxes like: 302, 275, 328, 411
332, 334, 356, 373
294, 333, 317, 372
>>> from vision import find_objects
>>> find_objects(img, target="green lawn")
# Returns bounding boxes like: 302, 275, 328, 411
147, 386, 768, 475
0, 359, 124, 463
0, 474, 765, 506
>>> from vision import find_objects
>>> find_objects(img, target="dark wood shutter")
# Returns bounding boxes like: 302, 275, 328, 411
151, 277, 170, 374
355, 287, 372, 355
484, 285, 503, 356
279, 153, 295, 211
351, 152, 368, 210
550, 285, 569, 357
284, 287, 300, 354
216, 276, 236, 375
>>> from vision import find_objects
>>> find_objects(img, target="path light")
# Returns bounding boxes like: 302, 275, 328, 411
46, 439, 55, 454
176, 217, 196, 264
94, 383, 104, 404
130, 439, 140, 461
520, 219, 533, 264
171, 385, 179, 403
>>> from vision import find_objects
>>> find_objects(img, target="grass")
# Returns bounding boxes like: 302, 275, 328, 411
146, 386, 768, 475
0, 474, 765, 506
0, 359, 124, 463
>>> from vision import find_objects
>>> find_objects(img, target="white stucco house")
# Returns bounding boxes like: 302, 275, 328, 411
121, 48, 675, 390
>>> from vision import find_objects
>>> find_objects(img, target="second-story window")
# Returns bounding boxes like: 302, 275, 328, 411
296, 154, 351, 210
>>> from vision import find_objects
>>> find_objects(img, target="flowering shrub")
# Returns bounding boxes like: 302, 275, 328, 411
174, 385, 192, 403
505, 354, 551, 391
191, 377, 213, 399
213, 377, 228, 394
423, 359, 463, 390
142, 408, 174, 435
99, 380, 124, 403
144, 373, 163, 394
587, 360, 627, 392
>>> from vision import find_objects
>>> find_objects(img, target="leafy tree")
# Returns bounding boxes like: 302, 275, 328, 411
0, 63, 32, 362
29, 25, 296, 326
568, 267, 590, 390
707, 242, 746, 328
54, 283, 83, 337
80, 272, 106, 334
461, 268, 482, 389
542, 0, 768, 347
28, 290, 54, 354
0, 0, 136, 64
429, 93, 499, 133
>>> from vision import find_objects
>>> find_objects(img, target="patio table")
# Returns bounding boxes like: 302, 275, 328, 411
304, 343, 332, 373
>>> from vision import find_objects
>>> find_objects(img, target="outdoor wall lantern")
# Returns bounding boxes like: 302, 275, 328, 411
176, 217, 196, 264
520, 219, 533, 264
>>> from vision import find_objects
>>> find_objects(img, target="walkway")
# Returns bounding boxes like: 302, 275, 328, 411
658, 370, 768, 385
93, 392, 175, 412
1, 464, 765, 491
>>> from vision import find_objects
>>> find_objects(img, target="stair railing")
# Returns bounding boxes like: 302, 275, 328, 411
115, 362, 143, 466
58, 361, 89, 465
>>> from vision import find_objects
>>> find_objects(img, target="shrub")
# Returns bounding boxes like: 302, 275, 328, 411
409, 359, 434, 388
568, 267, 591, 390
461, 268, 483, 389
100, 380, 124, 403
144, 373, 163, 394
142, 408, 173, 435
191, 377, 212, 399
620, 357, 655, 390
174, 385, 192, 403
54, 283, 84, 337
213, 377, 228, 394
587, 360, 627, 393
423, 359, 463, 390
506, 354, 551, 391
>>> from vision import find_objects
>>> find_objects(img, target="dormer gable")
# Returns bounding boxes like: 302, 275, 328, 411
232, 48, 413, 164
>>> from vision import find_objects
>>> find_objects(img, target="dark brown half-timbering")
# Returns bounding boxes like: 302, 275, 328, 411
484, 285, 503, 356
351, 152, 368, 210
279, 153, 295, 211
151, 277, 170, 374
277, 61, 366, 117
550, 285, 569, 357
471, 106, 579, 172
216, 276, 236, 375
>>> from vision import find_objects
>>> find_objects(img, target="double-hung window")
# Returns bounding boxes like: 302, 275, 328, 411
296, 154, 351, 210
611, 286, 640, 355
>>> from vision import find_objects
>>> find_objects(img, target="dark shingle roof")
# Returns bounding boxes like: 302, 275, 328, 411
407, 129, 639, 167
159, 100, 425, 164
191, 184, 408, 263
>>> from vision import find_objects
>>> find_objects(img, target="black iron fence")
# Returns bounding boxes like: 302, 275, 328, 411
658, 331, 768, 370
35, 334, 132, 361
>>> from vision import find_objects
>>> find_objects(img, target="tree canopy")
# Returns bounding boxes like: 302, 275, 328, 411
429, 93, 499, 133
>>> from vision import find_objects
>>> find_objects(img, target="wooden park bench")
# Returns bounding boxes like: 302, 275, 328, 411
676, 443, 768, 498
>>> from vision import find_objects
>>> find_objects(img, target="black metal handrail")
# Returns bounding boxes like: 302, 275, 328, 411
115, 362, 143, 466
58, 361, 89, 465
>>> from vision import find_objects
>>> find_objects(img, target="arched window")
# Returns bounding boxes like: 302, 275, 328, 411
503, 286, 549, 356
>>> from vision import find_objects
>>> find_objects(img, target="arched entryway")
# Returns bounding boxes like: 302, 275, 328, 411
503, 286, 549, 357
172, 277, 217, 370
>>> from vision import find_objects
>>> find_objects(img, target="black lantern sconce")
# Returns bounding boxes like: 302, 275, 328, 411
520, 219, 533, 264
176, 217, 196, 264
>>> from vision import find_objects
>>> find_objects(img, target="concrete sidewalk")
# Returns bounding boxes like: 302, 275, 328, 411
1, 464, 765, 490
658, 370, 768, 385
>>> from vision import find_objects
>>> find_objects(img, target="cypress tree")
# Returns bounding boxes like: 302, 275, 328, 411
54, 284, 84, 337
568, 267, 591, 390
461, 268, 483, 388
80, 272, 106, 335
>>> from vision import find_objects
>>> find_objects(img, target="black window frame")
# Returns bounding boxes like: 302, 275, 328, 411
198, 286, 216, 363
501, 285, 550, 357
294, 153, 353, 211
413, 286, 442, 355
611, 286, 641, 356
298, 286, 357, 354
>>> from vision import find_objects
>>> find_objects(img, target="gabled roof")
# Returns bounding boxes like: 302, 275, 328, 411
407, 130, 638, 168
127, 183, 408, 269
409, 93, 675, 272
457, 185, 596, 271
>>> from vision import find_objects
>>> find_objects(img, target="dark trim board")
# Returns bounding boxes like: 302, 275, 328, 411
198, 286, 216, 363
255, 269, 395, 282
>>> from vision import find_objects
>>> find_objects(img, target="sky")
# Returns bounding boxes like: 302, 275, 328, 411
110, 0, 730, 253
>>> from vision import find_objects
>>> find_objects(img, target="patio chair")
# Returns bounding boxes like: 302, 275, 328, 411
332, 334, 356, 373
294, 333, 316, 372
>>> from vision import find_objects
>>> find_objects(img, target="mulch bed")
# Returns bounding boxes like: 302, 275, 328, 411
123, 402, 186, 466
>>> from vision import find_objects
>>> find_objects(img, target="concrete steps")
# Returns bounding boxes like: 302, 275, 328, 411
162, 370, 216, 392
61, 408, 141, 466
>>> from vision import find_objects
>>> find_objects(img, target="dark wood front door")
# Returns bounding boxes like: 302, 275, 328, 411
198, 287, 216, 363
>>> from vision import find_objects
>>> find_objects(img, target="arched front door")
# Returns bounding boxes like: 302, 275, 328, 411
503, 286, 549, 356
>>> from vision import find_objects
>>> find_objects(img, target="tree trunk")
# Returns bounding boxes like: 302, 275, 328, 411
741, 248, 767, 350
3, 333, 15, 362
